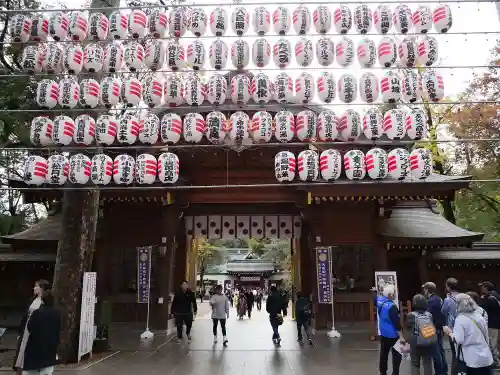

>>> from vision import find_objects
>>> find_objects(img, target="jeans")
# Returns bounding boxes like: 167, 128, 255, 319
270, 316, 280, 340
256, 300, 262, 311
410, 345, 434, 375
488, 328, 499, 365
175, 313, 193, 339
212, 318, 226, 336
433, 330, 448, 375
22, 367, 54, 375
379, 336, 402, 375
297, 320, 311, 340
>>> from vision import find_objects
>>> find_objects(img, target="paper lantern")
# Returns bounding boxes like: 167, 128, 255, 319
143, 74, 163, 108
83, 43, 103, 73
209, 39, 228, 70
250, 111, 272, 143
88, 12, 109, 41
433, 5, 452, 33
149, 9, 168, 38
229, 111, 252, 145
317, 71, 336, 104
63, 43, 83, 74
402, 69, 422, 103
69, 154, 91, 184
274, 110, 295, 142
412, 6, 432, 34
124, 41, 144, 71
338, 73, 357, 104
362, 108, 383, 140
144, 39, 165, 71
161, 113, 182, 143
251, 72, 272, 104
317, 110, 338, 141
164, 74, 184, 107
10, 14, 31, 43
135, 154, 157, 184
101, 42, 124, 73
184, 74, 205, 106
366, 148, 388, 180
58, 77, 79, 109
52, 115, 74, 146
383, 109, 406, 140
423, 69, 444, 102
273, 39, 292, 68
273, 72, 293, 104
354, 5, 372, 34
378, 36, 397, 67
91, 154, 113, 185
68, 11, 88, 41
292, 6, 311, 35
95, 115, 117, 145
210, 7, 228, 36
117, 113, 139, 145
316, 38, 334, 67
188, 8, 207, 37
380, 70, 402, 103
374, 5, 392, 34
183, 112, 206, 143
30, 116, 53, 146
24, 155, 48, 185
30, 14, 49, 42
128, 9, 148, 38
121, 77, 142, 106
252, 38, 271, 68
49, 11, 69, 41
313, 6, 331, 34
138, 112, 159, 144
272, 6, 290, 35
186, 39, 205, 70
253, 6, 270, 35
344, 150, 366, 180
100, 77, 121, 108
36, 79, 59, 109
230, 74, 251, 104
336, 37, 354, 67
275, 151, 296, 182
295, 37, 313, 67
417, 36, 438, 66
109, 10, 128, 39
158, 153, 179, 184
338, 110, 361, 141
80, 78, 100, 108
166, 40, 184, 70
398, 37, 417, 67
394, 5, 412, 34
357, 38, 376, 68
206, 111, 227, 144
410, 148, 432, 179
405, 107, 427, 140
74, 114, 95, 145
22, 45, 43, 74
320, 149, 341, 181
169, 8, 187, 37
359, 72, 379, 103
231, 6, 250, 36
43, 43, 62, 73
47, 154, 69, 185
296, 110, 316, 141
207, 74, 227, 105
295, 73, 315, 104
231, 40, 249, 69
333, 5, 352, 34
113, 154, 135, 185
297, 150, 318, 181
388, 148, 410, 180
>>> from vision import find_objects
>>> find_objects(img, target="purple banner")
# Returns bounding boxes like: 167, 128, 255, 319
137, 247, 151, 304
316, 247, 332, 304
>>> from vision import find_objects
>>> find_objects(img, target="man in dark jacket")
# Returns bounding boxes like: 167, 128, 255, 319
295, 292, 313, 345
246, 290, 255, 318
266, 286, 285, 345
171, 281, 198, 343
479, 281, 500, 367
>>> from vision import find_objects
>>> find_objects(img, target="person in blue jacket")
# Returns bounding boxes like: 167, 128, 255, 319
377, 284, 406, 375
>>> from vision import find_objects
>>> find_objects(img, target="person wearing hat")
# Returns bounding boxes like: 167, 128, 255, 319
479, 281, 500, 368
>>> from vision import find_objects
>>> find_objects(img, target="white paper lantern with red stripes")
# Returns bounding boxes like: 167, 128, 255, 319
362, 108, 383, 140
405, 107, 427, 140
58, 77, 79, 109
161, 113, 182, 144
230, 74, 251, 104
117, 113, 140, 144
423, 69, 445, 102
357, 38, 376, 68
68, 11, 88, 41
207, 74, 227, 105
10, 14, 31, 43
295, 72, 315, 104
113, 154, 135, 185
164, 74, 184, 107
24, 155, 48, 185
251, 111, 273, 143
344, 150, 366, 181
47, 154, 69, 185
43, 44, 63, 73
295, 37, 314, 67
412, 5, 432, 34
317, 110, 338, 141
275, 151, 296, 182
394, 4, 412, 34
316, 38, 334, 66
83, 43, 103, 73
317, 71, 336, 104
229, 111, 252, 145
74, 114, 95, 145
100, 77, 121, 108
295, 110, 316, 141
184, 74, 205, 106
188, 8, 207, 37
209, 40, 228, 70
138, 112, 159, 144
398, 37, 417, 67
80, 78, 100, 108
121, 77, 142, 106
273, 38, 292, 69
273, 72, 293, 104
402, 69, 422, 103
374, 5, 392, 34
252, 38, 271, 68
366, 148, 388, 180
274, 110, 295, 142
149, 9, 168, 38
186, 39, 205, 70
336, 37, 354, 67
338, 109, 361, 141
102, 43, 124, 73
52, 115, 75, 145
88, 12, 109, 41
169, 8, 187, 38
109, 10, 128, 39
333, 5, 352, 34
297, 150, 318, 181
384, 109, 406, 140
135, 154, 157, 184
206, 111, 227, 144
253, 6, 270, 35
410, 148, 432, 179
69, 154, 91, 184
22, 45, 43, 74
144, 39, 166, 71
49, 11, 69, 41
231, 40, 249, 69
354, 5, 372, 34
433, 5, 452, 33
210, 7, 228, 36
128, 9, 148, 38
292, 6, 311, 35
158, 153, 179, 184
91, 154, 113, 185
231, 6, 250, 36
319, 149, 341, 181
359, 72, 379, 103
272, 6, 290, 35
30, 116, 53, 146
378, 36, 397, 67
313, 6, 331, 34
96, 114, 117, 145
36, 79, 59, 109
124, 41, 144, 71
388, 148, 410, 180
183, 112, 206, 143
143, 74, 164, 108
63, 44, 83, 74
166, 40, 184, 70
338, 73, 357, 104
30, 14, 49, 42
380, 70, 402, 103
251, 73, 272, 104
417, 36, 438, 66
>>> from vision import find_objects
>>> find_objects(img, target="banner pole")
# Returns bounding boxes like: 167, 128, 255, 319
141, 246, 154, 340
327, 246, 341, 338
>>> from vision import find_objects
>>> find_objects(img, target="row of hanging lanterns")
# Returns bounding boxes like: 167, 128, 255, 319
23, 152, 179, 186
275, 147, 432, 182
10, 4, 452, 44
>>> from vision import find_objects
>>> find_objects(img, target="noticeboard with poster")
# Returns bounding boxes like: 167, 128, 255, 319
374, 271, 399, 335
78, 272, 97, 363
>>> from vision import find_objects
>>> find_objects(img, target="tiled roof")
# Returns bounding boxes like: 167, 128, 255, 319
1, 214, 61, 243
0, 252, 56, 262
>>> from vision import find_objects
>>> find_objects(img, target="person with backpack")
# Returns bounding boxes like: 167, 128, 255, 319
295, 291, 314, 345
267, 286, 286, 345
441, 277, 459, 374
479, 281, 500, 368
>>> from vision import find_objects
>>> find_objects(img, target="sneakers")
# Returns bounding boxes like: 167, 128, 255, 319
308, 338, 314, 346
213, 336, 218, 344
297, 337, 303, 343
176, 338, 182, 343
187, 335, 192, 342
223, 336, 228, 347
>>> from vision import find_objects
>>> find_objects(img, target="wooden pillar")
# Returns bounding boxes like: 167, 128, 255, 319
373, 238, 389, 271
418, 250, 429, 286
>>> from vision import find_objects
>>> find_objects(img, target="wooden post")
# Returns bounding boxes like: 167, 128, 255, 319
369, 297, 376, 341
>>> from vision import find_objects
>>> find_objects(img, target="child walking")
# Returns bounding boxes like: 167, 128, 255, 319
210, 285, 229, 346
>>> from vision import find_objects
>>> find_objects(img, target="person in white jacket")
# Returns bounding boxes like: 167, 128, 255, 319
210, 285, 230, 346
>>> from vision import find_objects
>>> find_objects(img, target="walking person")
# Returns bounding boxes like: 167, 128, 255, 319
210, 285, 229, 347
256, 291, 263, 311
171, 281, 197, 343
441, 278, 459, 375
479, 281, 500, 368
237, 290, 247, 319
266, 286, 286, 345
22, 289, 61, 375
246, 289, 255, 318
295, 292, 313, 345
